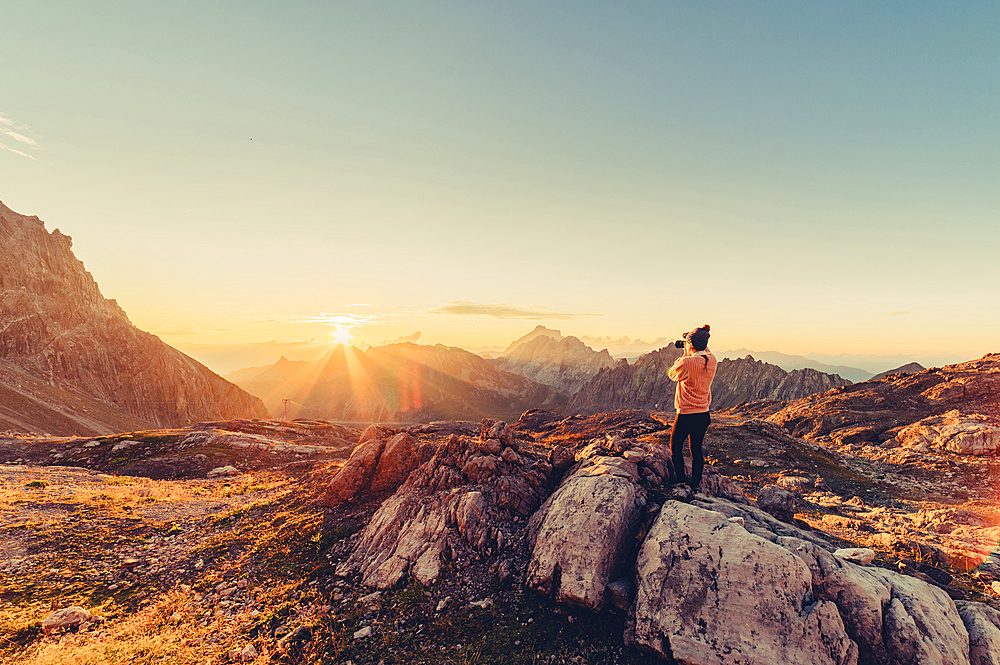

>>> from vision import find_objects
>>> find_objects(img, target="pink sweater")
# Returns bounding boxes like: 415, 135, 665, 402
667, 350, 718, 414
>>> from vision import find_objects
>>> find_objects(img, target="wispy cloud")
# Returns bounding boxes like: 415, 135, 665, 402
0, 112, 42, 160
434, 301, 600, 320
0, 143, 37, 160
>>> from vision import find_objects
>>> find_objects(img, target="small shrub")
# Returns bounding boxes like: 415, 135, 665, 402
24, 481, 48, 489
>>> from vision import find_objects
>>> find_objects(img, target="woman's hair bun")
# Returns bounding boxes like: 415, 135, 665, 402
702, 324, 711, 332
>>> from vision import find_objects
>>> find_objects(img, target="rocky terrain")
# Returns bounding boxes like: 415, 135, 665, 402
491, 326, 615, 396
229, 342, 564, 424
0, 202, 268, 435
568, 348, 850, 415
7, 365, 1000, 664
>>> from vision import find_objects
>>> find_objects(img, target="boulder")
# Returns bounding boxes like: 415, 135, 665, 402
957, 601, 1000, 665
370, 432, 418, 493
526, 456, 644, 610
40, 606, 93, 635
896, 410, 1000, 455
207, 465, 239, 478
633, 502, 857, 665
319, 435, 388, 506
834, 548, 876, 565
757, 484, 796, 522
867, 567, 970, 665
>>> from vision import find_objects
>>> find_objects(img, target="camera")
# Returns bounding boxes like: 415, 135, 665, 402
673, 333, 688, 349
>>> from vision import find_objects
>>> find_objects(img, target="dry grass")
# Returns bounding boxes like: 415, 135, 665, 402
0, 589, 256, 665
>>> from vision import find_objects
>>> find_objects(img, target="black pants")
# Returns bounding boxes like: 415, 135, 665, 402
671, 411, 710, 490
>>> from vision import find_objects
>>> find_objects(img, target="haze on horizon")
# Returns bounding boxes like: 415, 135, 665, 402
2, 2, 997, 376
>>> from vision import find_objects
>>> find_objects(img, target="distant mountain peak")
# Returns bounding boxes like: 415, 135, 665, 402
502, 326, 563, 355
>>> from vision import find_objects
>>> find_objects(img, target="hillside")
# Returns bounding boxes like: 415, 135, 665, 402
0, 202, 268, 434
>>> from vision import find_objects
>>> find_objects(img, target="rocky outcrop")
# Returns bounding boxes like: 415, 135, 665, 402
232, 342, 564, 423
335, 421, 554, 588
493, 326, 615, 395
527, 454, 645, 610
895, 410, 1000, 455
567, 349, 849, 415
756, 354, 1000, 445
0, 201, 268, 434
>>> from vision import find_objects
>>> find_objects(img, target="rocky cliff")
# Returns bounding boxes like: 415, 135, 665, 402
0, 201, 268, 434
492, 325, 615, 395
566, 347, 850, 415
232, 342, 564, 423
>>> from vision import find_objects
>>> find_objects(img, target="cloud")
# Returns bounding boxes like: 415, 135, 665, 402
0, 127, 38, 147
393, 331, 421, 343
0, 112, 42, 160
0, 143, 37, 160
434, 301, 599, 320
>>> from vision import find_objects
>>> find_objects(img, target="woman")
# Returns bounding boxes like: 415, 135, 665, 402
666, 324, 717, 495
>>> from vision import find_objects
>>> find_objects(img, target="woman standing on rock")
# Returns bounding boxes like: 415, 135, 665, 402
667, 324, 717, 496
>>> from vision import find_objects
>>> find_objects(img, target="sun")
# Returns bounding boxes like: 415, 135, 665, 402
330, 325, 353, 345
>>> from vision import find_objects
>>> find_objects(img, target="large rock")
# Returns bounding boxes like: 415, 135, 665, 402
867, 567, 970, 665
526, 455, 644, 610
370, 432, 418, 493
319, 435, 388, 506
895, 410, 1000, 455
633, 502, 857, 665
957, 601, 1000, 665
336, 492, 450, 588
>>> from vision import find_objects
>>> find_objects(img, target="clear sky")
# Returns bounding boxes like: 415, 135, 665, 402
3, 2, 998, 374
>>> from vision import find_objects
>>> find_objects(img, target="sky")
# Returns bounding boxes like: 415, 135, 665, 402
2, 2, 998, 374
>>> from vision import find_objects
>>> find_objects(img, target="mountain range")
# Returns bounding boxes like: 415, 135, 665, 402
226, 342, 564, 423
0, 201, 268, 435
567, 349, 852, 415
